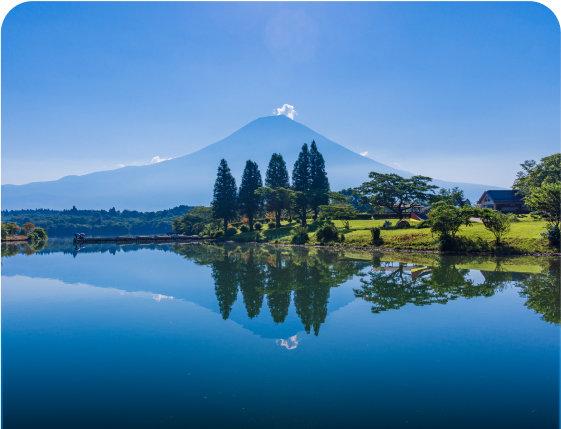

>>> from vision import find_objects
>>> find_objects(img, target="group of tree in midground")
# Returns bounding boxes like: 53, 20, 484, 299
211, 140, 330, 232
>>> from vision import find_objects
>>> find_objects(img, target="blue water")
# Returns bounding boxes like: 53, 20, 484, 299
2, 241, 559, 428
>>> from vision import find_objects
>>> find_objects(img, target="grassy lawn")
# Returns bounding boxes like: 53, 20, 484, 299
227, 218, 558, 254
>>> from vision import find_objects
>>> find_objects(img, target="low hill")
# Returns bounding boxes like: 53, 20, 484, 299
1, 115, 502, 211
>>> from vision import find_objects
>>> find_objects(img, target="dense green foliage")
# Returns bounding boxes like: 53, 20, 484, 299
318, 204, 357, 220
292, 143, 312, 226
2, 205, 192, 237
291, 225, 309, 244
431, 187, 468, 206
428, 203, 473, 242
263, 153, 291, 228
477, 209, 512, 244
309, 140, 330, 219
211, 159, 238, 231
525, 182, 561, 227
315, 224, 339, 243
512, 153, 560, 195
339, 188, 370, 211
355, 173, 438, 220
172, 206, 220, 236
238, 160, 263, 231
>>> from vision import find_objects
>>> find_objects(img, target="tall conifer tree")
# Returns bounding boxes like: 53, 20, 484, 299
239, 160, 263, 231
264, 153, 291, 228
310, 140, 330, 219
211, 159, 238, 231
292, 143, 311, 226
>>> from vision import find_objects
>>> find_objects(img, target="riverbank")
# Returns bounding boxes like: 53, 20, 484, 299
2, 235, 30, 242
221, 218, 560, 255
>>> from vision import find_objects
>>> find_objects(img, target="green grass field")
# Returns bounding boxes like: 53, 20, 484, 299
228, 217, 558, 254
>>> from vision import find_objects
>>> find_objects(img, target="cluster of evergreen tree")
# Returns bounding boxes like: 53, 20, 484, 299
211, 140, 330, 232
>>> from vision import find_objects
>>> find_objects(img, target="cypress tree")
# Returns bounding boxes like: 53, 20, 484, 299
211, 159, 238, 231
239, 160, 263, 231
310, 140, 330, 219
265, 153, 291, 228
292, 143, 311, 226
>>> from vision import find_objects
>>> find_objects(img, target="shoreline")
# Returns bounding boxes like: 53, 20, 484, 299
223, 240, 561, 257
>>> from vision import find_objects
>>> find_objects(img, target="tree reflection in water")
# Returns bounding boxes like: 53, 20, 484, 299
355, 255, 560, 326
515, 258, 560, 325
174, 244, 365, 335
7, 241, 554, 330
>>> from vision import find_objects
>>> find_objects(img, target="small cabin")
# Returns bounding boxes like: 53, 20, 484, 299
477, 190, 529, 214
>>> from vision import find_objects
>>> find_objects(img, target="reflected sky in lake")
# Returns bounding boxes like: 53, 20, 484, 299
2, 240, 559, 428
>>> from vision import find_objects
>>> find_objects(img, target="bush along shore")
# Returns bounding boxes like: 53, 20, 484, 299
208, 217, 560, 256
1, 221, 48, 243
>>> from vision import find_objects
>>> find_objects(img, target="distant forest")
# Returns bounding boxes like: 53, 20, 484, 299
1, 205, 193, 237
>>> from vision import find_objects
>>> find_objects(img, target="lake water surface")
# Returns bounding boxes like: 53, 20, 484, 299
2, 240, 559, 428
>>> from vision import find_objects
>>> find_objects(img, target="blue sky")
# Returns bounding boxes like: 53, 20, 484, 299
2, 2, 559, 187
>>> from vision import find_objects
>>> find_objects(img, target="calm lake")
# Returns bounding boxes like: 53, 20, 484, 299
2, 240, 559, 428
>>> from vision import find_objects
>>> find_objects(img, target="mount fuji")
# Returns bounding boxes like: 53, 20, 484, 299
1, 115, 502, 211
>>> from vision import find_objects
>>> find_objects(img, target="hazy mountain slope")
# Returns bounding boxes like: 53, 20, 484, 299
1, 115, 503, 211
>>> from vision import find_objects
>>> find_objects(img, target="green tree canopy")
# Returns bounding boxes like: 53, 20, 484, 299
309, 141, 330, 220
265, 153, 291, 228
524, 182, 561, 227
292, 143, 312, 226
428, 203, 474, 240
238, 160, 263, 231
512, 153, 561, 195
211, 159, 238, 231
477, 208, 511, 244
173, 206, 218, 236
430, 187, 466, 207
355, 173, 438, 220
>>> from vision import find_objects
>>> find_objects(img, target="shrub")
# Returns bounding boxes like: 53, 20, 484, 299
416, 220, 431, 229
254, 222, 263, 231
478, 209, 511, 245
541, 224, 560, 247
225, 227, 238, 236
429, 203, 473, 240
27, 227, 47, 242
274, 239, 279, 244
291, 226, 309, 244
340, 233, 345, 242
212, 230, 224, 239
267, 221, 276, 229
239, 224, 250, 233
369, 227, 382, 245
316, 224, 338, 242
328, 241, 335, 246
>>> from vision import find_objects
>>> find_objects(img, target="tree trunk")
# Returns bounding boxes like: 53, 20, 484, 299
249, 214, 254, 232
301, 206, 307, 226
313, 207, 318, 220
224, 218, 228, 232
275, 210, 281, 229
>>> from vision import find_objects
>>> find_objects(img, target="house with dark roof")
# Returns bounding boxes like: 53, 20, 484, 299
477, 190, 529, 214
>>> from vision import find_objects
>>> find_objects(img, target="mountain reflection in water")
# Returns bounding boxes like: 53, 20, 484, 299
174, 244, 366, 335
2, 240, 559, 328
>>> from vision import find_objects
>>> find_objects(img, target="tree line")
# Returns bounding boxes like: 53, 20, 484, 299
210, 140, 330, 232
1, 205, 194, 237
